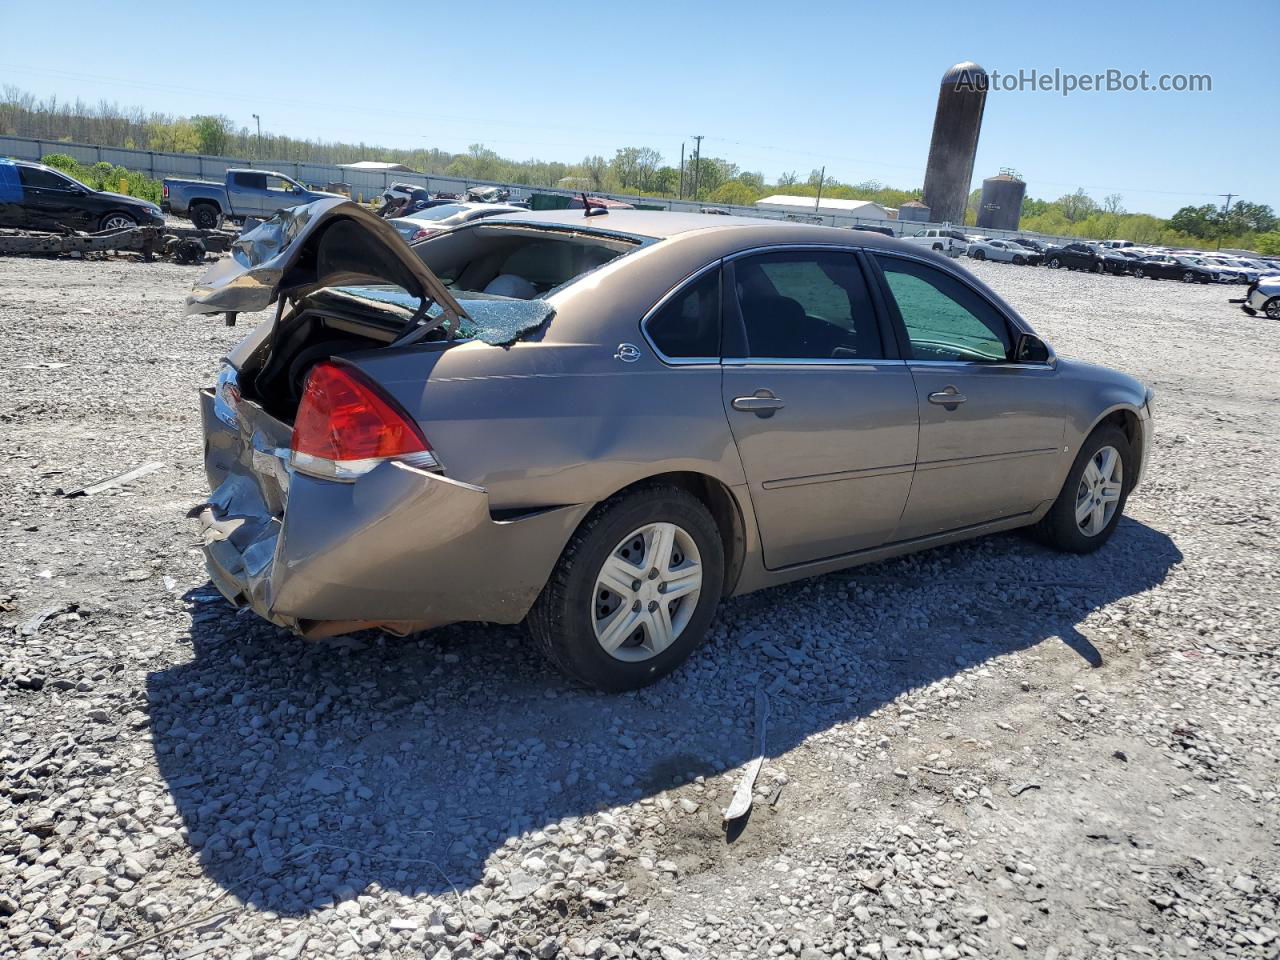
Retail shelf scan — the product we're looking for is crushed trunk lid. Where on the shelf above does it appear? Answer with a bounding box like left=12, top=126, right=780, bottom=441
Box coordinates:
left=185, top=198, right=469, bottom=339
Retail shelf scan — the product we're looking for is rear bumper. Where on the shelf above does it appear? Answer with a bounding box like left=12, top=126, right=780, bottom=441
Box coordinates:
left=195, top=387, right=586, bottom=636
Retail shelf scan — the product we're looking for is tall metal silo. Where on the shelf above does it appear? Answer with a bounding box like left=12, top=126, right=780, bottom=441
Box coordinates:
left=922, top=61, right=988, bottom=225
left=898, top=199, right=931, bottom=222
left=976, top=171, right=1026, bottom=231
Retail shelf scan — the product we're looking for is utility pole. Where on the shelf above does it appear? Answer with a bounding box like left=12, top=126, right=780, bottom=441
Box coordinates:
left=814, top=166, right=826, bottom=214
left=1216, top=194, right=1236, bottom=251
left=252, top=114, right=262, bottom=158
left=678, top=142, right=685, bottom=200
left=691, top=135, right=704, bottom=202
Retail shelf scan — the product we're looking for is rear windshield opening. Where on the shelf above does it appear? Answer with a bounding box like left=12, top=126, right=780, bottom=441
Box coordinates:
left=412, top=224, right=643, bottom=300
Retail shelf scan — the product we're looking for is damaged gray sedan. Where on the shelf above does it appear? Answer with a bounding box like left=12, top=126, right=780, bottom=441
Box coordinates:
left=191, top=198, right=1154, bottom=691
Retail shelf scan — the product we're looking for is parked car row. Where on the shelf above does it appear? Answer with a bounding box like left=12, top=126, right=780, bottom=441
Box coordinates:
left=956, top=232, right=1280, bottom=286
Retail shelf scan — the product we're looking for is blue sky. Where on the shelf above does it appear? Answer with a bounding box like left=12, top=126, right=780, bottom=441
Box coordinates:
left=2, top=0, right=1274, bottom=217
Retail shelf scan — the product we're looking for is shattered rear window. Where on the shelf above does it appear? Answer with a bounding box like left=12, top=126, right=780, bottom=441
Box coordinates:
left=331, top=285, right=552, bottom=346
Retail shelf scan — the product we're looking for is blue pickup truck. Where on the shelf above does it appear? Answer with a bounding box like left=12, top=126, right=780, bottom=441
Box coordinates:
left=162, top=168, right=343, bottom=229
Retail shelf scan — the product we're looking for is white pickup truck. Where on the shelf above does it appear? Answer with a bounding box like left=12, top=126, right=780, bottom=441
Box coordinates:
left=902, top=227, right=967, bottom=257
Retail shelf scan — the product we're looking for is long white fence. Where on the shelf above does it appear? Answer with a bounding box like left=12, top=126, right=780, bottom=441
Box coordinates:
left=1, top=134, right=1072, bottom=244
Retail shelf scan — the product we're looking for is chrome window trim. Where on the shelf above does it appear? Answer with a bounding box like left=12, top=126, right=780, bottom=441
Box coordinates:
left=906, top=359, right=1056, bottom=370
left=723, top=357, right=906, bottom=367
left=724, top=242, right=867, bottom=261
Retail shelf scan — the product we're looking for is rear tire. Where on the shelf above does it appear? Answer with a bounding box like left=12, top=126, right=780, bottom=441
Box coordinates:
left=527, top=484, right=724, bottom=691
left=973, top=249, right=986, bottom=261
left=1029, top=426, right=1133, bottom=554
left=191, top=204, right=221, bottom=230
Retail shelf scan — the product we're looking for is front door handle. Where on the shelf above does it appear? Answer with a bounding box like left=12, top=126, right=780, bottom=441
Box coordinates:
left=927, top=386, right=967, bottom=407
left=732, top=391, right=785, bottom=417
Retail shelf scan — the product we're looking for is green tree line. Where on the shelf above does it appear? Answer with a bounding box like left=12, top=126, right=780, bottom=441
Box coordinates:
left=4, top=86, right=1275, bottom=252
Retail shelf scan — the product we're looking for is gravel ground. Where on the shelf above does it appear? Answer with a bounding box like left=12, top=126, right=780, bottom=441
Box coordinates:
left=1, top=253, right=1277, bottom=960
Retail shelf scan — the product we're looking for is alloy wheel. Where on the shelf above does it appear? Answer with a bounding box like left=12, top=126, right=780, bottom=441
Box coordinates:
left=101, top=215, right=135, bottom=231
left=592, top=522, right=703, bottom=662
left=1182, top=271, right=1195, bottom=282
left=1265, top=298, right=1280, bottom=321
left=1075, top=445, right=1124, bottom=537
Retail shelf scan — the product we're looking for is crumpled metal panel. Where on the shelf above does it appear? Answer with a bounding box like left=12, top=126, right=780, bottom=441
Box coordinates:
left=185, top=198, right=468, bottom=340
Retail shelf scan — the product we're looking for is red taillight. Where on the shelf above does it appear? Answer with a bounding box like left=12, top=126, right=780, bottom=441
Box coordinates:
left=412, top=228, right=430, bottom=241
left=290, top=361, right=435, bottom=479
left=162, top=183, right=169, bottom=198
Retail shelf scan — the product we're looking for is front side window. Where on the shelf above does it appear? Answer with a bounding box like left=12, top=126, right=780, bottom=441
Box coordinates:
left=266, top=176, right=298, bottom=194
left=875, top=255, right=1012, bottom=363
left=731, top=250, right=883, bottom=360
left=645, top=268, right=720, bottom=359
left=18, top=166, right=71, bottom=189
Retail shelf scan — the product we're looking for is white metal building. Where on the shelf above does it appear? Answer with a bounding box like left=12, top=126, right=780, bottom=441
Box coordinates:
left=338, top=160, right=418, bottom=173
left=754, top=194, right=890, bottom=221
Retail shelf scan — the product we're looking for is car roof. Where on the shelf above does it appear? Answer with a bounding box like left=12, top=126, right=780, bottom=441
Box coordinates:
left=472, top=208, right=939, bottom=254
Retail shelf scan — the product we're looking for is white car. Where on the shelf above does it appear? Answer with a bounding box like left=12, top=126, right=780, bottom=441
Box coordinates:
left=902, top=228, right=966, bottom=257
left=1238, top=275, right=1280, bottom=320
left=389, top=202, right=525, bottom=243
left=966, top=238, right=1040, bottom=264
left=1203, top=258, right=1256, bottom=284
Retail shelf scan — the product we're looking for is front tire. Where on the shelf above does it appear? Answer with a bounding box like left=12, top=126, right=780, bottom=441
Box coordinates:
left=99, top=212, right=137, bottom=231
left=1030, top=426, right=1133, bottom=554
left=527, top=484, right=725, bottom=691
left=972, top=249, right=986, bottom=261
left=1013, top=255, right=1026, bottom=265
left=1264, top=297, right=1280, bottom=321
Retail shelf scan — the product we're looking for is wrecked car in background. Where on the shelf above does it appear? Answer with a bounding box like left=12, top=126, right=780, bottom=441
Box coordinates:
left=190, top=198, right=1153, bottom=691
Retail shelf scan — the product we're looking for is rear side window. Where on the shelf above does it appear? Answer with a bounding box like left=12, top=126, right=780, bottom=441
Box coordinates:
left=731, top=250, right=884, bottom=360
left=232, top=172, right=267, bottom=190
left=875, top=255, right=1011, bottom=363
left=645, top=268, right=720, bottom=360
left=18, top=166, right=70, bottom=189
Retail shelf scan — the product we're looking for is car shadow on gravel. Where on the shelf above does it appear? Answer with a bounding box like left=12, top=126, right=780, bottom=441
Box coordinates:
left=148, top=517, right=1180, bottom=915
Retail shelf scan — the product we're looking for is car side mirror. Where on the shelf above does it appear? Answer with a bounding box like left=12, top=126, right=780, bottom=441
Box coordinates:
left=1013, top=333, right=1051, bottom=364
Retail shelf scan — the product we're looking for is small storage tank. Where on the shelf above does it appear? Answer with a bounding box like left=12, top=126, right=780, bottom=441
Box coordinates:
left=898, top=199, right=931, bottom=222
left=976, top=172, right=1026, bottom=231
left=922, top=61, right=988, bottom=225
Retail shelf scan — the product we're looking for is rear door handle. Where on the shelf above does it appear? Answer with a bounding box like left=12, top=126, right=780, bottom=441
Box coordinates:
left=927, top=386, right=967, bottom=407
left=732, top=392, right=785, bottom=417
